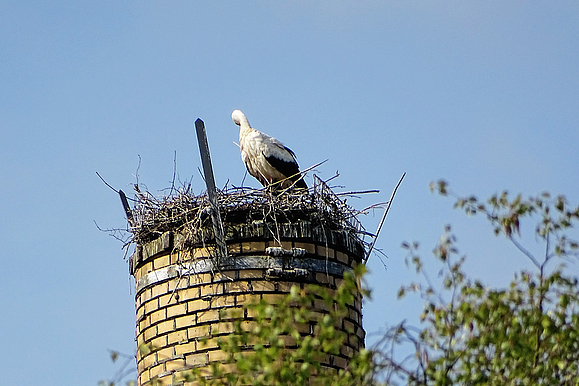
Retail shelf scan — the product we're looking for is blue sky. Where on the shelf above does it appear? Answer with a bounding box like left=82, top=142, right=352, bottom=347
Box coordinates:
left=1, top=2, right=578, bottom=384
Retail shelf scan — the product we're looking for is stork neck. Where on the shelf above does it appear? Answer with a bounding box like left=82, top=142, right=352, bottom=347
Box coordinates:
left=239, top=121, right=254, bottom=137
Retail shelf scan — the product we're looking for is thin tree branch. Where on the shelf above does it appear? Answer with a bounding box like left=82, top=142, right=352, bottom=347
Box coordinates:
left=507, top=235, right=542, bottom=269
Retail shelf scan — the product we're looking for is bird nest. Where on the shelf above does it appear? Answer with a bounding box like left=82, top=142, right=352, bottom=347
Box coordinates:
left=119, top=175, right=378, bottom=260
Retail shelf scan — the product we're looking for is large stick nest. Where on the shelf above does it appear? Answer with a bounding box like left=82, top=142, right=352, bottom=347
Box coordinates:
left=125, top=175, right=376, bottom=255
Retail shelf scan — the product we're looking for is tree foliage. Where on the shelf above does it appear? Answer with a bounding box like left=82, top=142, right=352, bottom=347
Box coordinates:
left=375, top=182, right=579, bottom=385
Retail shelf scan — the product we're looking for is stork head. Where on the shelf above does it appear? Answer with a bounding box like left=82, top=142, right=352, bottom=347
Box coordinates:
left=231, top=109, right=249, bottom=127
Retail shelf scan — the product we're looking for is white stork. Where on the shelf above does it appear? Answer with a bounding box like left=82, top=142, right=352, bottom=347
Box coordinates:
left=231, top=109, right=307, bottom=190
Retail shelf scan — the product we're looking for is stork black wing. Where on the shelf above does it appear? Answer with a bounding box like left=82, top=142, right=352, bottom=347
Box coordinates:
left=264, top=151, right=307, bottom=189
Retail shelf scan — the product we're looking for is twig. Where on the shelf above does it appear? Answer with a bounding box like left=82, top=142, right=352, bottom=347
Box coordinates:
left=323, top=171, right=340, bottom=184
left=169, top=150, right=177, bottom=197
left=359, top=202, right=390, bottom=214
left=364, top=172, right=406, bottom=264
left=272, top=159, right=329, bottom=194
left=335, top=190, right=380, bottom=197
left=96, top=171, right=117, bottom=192
left=134, top=154, right=142, bottom=186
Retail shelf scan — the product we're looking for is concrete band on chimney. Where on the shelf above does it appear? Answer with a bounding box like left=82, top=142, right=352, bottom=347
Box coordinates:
left=131, top=217, right=366, bottom=386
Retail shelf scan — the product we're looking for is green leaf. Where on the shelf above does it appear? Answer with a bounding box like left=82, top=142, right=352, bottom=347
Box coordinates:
left=397, top=287, right=405, bottom=299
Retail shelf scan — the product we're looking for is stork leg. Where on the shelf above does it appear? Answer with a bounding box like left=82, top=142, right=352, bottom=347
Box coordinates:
left=266, top=179, right=274, bottom=198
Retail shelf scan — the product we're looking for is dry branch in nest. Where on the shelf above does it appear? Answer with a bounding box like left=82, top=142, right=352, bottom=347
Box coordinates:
left=123, top=175, right=375, bottom=259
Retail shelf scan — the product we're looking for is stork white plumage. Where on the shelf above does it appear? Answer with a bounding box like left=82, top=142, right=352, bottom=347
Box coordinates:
left=232, top=109, right=307, bottom=190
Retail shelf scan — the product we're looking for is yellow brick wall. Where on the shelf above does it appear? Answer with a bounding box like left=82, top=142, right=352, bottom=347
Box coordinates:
left=133, top=238, right=365, bottom=385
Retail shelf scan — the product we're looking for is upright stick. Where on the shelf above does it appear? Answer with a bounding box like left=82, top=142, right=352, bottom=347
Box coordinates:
left=195, top=118, right=228, bottom=261
left=118, top=189, right=134, bottom=226
left=364, top=172, right=406, bottom=264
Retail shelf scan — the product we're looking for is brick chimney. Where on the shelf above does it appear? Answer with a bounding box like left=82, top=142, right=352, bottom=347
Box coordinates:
left=130, top=194, right=366, bottom=385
